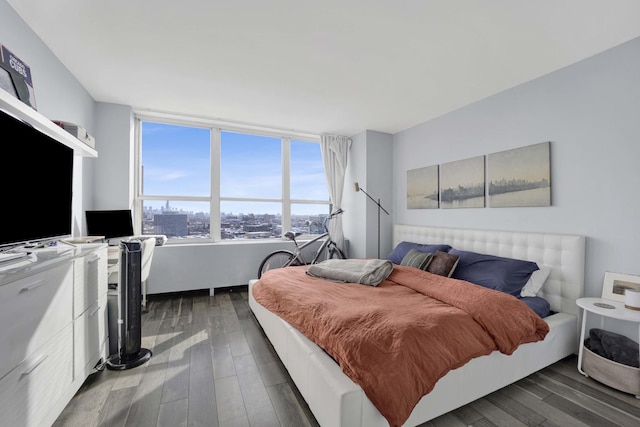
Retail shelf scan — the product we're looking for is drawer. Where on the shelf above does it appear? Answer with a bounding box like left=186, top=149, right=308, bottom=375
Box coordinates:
left=73, top=300, right=104, bottom=380
left=98, top=285, right=109, bottom=356
left=0, top=263, right=73, bottom=379
left=0, top=325, right=73, bottom=427
left=73, top=249, right=106, bottom=318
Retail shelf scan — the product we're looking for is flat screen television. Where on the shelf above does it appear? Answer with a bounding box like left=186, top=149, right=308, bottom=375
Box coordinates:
left=0, top=109, right=74, bottom=249
left=85, top=209, right=134, bottom=243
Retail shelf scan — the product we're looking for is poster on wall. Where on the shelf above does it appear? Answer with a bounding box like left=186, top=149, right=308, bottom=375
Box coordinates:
left=487, top=141, right=550, bottom=207
left=440, top=156, right=485, bottom=208
left=407, top=165, right=439, bottom=209
left=0, top=63, right=17, bottom=98
left=0, top=44, right=37, bottom=110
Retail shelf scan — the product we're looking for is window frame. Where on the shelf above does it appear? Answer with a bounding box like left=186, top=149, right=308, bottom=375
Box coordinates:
left=133, top=110, right=329, bottom=244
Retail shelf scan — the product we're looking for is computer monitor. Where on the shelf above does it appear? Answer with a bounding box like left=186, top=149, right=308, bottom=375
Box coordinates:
left=85, top=209, right=134, bottom=244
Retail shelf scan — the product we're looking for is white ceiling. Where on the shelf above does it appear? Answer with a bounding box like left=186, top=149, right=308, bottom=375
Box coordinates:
left=7, top=0, right=640, bottom=136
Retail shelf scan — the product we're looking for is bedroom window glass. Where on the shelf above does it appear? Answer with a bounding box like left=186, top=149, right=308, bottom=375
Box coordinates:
left=135, top=114, right=330, bottom=243
left=290, top=139, right=331, bottom=235
left=220, top=131, right=281, bottom=199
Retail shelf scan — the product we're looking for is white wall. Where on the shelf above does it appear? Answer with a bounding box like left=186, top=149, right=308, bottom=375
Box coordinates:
left=344, top=130, right=393, bottom=259
left=93, top=102, right=134, bottom=210
left=365, top=131, right=393, bottom=258
left=343, top=132, right=367, bottom=258
left=5, top=0, right=640, bottom=318
left=0, top=0, right=330, bottom=292
left=391, top=37, right=640, bottom=335
left=148, top=239, right=324, bottom=294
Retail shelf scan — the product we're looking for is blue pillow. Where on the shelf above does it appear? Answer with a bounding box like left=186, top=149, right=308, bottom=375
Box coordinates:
left=519, top=296, right=551, bottom=318
left=448, top=248, right=539, bottom=296
left=387, top=241, right=452, bottom=264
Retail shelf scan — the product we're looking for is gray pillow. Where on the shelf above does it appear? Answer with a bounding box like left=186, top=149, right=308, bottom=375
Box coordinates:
left=387, top=241, right=452, bottom=264
left=426, top=251, right=460, bottom=277
left=400, top=249, right=433, bottom=270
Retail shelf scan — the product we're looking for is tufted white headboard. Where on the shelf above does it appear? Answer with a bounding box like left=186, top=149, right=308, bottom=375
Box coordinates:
left=393, top=224, right=586, bottom=319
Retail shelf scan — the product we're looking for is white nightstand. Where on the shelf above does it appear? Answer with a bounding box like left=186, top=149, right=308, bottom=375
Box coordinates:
left=576, top=297, right=640, bottom=377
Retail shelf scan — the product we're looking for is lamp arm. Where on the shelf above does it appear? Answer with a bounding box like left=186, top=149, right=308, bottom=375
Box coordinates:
left=359, top=187, right=390, bottom=215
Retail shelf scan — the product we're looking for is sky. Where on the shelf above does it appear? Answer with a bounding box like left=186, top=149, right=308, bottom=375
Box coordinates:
left=141, top=122, right=329, bottom=216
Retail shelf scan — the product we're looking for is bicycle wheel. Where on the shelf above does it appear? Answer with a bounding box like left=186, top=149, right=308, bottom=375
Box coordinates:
left=258, top=250, right=299, bottom=278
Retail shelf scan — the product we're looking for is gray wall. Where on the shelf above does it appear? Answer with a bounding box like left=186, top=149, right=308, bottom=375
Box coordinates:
left=0, top=0, right=96, bottom=237
left=343, top=130, right=393, bottom=259
left=1, top=0, right=341, bottom=291
left=93, top=103, right=135, bottom=210
left=5, top=0, right=640, bottom=335
left=392, top=37, right=640, bottom=335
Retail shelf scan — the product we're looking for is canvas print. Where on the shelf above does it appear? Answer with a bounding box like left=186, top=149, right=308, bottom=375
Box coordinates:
left=440, top=156, right=485, bottom=209
left=488, top=141, right=550, bottom=207
left=407, top=165, right=439, bottom=209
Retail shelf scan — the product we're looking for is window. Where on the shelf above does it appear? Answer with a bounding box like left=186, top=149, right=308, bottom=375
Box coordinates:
left=135, top=113, right=330, bottom=243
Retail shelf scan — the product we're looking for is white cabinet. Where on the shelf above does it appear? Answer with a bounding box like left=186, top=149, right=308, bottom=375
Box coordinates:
left=0, top=262, right=73, bottom=380
left=0, top=325, right=73, bottom=427
left=0, top=243, right=108, bottom=427
left=72, top=245, right=108, bottom=383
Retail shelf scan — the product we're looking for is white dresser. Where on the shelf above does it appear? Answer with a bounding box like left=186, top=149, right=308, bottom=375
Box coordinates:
left=0, top=243, right=108, bottom=427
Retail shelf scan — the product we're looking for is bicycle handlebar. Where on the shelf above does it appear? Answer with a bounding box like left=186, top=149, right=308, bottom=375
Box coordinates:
left=321, top=208, right=344, bottom=227
left=286, top=209, right=344, bottom=240
left=329, top=208, right=344, bottom=217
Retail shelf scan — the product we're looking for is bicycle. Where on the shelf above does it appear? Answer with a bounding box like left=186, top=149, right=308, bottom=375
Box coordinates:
left=257, top=208, right=346, bottom=278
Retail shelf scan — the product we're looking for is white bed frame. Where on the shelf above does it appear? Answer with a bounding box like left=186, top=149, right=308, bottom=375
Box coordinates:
left=248, top=225, right=586, bottom=427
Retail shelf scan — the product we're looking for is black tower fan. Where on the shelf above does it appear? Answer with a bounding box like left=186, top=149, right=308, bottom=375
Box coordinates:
left=106, top=239, right=152, bottom=370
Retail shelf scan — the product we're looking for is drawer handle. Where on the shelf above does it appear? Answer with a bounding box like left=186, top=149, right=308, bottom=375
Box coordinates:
left=21, top=354, right=48, bottom=377
left=19, top=279, right=47, bottom=293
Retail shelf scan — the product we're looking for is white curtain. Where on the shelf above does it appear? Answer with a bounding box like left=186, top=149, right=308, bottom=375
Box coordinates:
left=320, top=134, right=351, bottom=254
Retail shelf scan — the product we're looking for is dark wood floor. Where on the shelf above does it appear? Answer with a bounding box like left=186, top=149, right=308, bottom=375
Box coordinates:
left=55, top=288, right=640, bottom=427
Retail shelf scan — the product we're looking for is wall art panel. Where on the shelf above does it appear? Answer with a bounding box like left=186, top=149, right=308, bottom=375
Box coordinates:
left=440, top=156, right=485, bottom=209
left=488, top=141, right=551, bottom=207
left=407, top=165, right=439, bottom=209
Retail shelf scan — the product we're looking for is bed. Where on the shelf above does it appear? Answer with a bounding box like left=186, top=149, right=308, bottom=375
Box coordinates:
left=248, top=224, right=585, bottom=427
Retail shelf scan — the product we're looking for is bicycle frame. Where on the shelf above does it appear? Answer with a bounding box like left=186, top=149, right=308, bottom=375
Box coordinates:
left=284, top=209, right=342, bottom=265
left=285, top=229, right=331, bottom=264
left=257, top=209, right=345, bottom=278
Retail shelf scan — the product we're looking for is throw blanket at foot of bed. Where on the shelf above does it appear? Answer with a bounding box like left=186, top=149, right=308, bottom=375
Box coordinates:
left=252, top=264, right=549, bottom=427
left=306, top=258, right=393, bottom=286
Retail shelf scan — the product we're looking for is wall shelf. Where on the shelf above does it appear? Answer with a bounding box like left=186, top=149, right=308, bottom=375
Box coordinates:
left=0, top=89, right=97, bottom=157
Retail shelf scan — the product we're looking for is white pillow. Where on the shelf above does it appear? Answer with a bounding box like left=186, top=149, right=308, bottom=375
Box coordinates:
left=520, top=267, right=551, bottom=297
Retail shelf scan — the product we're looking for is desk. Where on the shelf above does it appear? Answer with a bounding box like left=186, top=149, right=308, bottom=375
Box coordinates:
left=577, top=297, right=640, bottom=375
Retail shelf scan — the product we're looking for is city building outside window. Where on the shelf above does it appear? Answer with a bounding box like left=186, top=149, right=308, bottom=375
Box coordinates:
left=134, top=113, right=330, bottom=243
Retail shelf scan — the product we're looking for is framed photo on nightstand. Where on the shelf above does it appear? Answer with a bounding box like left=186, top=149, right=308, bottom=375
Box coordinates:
left=601, top=271, right=640, bottom=302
